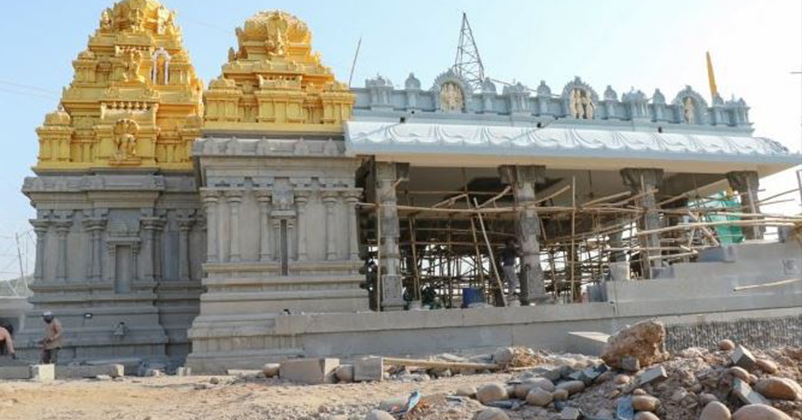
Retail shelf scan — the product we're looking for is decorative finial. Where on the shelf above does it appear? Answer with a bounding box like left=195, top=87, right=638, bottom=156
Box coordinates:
left=706, top=51, right=718, bottom=100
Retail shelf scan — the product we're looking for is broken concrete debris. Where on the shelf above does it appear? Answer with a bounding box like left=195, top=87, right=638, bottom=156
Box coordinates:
left=731, top=344, right=758, bottom=371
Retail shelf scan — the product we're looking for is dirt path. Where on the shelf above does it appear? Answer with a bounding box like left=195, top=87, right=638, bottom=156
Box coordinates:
left=0, top=372, right=512, bottom=420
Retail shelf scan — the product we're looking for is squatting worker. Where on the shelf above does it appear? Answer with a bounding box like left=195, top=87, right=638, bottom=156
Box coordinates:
left=0, top=324, right=15, bottom=359
left=500, top=238, right=521, bottom=299
left=39, top=311, right=63, bottom=364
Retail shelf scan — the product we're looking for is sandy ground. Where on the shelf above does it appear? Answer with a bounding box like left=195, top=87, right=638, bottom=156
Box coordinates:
left=0, top=372, right=512, bottom=420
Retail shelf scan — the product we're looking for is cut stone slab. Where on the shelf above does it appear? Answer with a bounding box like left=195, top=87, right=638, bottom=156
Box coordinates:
left=31, top=364, right=55, bottom=382
left=56, top=364, right=125, bottom=379
left=280, top=358, right=340, bottom=385
left=731, top=345, right=757, bottom=371
left=0, top=366, right=32, bottom=380
left=86, top=358, right=142, bottom=376
left=354, top=356, right=384, bottom=382
left=731, top=378, right=768, bottom=406
left=617, top=396, right=635, bottom=420
left=567, top=331, right=611, bottom=356
left=637, top=366, right=668, bottom=387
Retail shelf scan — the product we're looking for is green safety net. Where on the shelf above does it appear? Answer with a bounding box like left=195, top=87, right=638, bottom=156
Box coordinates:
left=691, top=192, right=744, bottom=244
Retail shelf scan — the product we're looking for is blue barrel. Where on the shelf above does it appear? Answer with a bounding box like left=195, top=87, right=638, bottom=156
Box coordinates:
left=462, top=288, right=484, bottom=307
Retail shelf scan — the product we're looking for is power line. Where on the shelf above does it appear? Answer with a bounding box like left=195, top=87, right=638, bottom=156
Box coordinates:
left=0, top=80, right=60, bottom=95
left=0, top=87, right=58, bottom=101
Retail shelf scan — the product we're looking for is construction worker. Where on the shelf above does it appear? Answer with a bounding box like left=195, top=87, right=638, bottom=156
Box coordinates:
left=0, top=324, right=15, bottom=359
left=39, top=311, right=63, bottom=364
left=500, top=238, right=522, bottom=301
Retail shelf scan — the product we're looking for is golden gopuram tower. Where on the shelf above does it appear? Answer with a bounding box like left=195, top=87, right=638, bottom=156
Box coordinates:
left=35, top=0, right=203, bottom=171
left=203, top=10, right=354, bottom=134
left=21, top=0, right=207, bottom=366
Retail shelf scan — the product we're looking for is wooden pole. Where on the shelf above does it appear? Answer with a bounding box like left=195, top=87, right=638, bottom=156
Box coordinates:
left=473, top=198, right=506, bottom=307
left=375, top=202, right=382, bottom=312
left=569, top=176, right=577, bottom=303
left=408, top=216, right=421, bottom=301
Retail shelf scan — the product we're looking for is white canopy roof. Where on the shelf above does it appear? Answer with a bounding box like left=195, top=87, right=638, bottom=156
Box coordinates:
left=345, top=121, right=800, bottom=175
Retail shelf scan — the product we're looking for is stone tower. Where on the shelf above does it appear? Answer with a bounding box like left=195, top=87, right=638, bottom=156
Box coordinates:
left=19, top=0, right=205, bottom=365
left=187, top=11, right=367, bottom=373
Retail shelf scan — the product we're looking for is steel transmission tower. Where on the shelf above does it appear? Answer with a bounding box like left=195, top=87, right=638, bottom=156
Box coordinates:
left=453, top=12, right=485, bottom=91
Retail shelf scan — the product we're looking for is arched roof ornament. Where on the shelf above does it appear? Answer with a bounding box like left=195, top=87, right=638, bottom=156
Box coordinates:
left=431, top=68, right=473, bottom=112
left=561, top=77, right=599, bottom=102
left=671, top=85, right=708, bottom=109
left=481, top=77, right=497, bottom=94
left=652, top=89, right=666, bottom=105
left=603, top=85, right=618, bottom=101
left=536, top=81, right=552, bottom=97
left=562, top=77, right=599, bottom=120
left=404, top=73, right=421, bottom=90
left=672, top=85, right=708, bottom=124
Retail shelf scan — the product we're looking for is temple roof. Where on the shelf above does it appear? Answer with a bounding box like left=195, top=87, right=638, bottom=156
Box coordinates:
left=203, top=10, right=354, bottom=135
left=344, top=121, right=799, bottom=176
left=35, top=0, right=204, bottom=172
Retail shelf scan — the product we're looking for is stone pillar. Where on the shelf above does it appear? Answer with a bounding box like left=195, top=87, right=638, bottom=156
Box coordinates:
left=322, top=191, right=338, bottom=261
left=295, top=191, right=309, bottom=261
left=226, top=192, right=243, bottom=262
left=31, top=220, right=49, bottom=283
left=375, top=162, right=406, bottom=311
left=201, top=190, right=220, bottom=263
left=344, top=191, right=362, bottom=261
left=499, top=165, right=548, bottom=304
left=620, top=168, right=664, bottom=279
left=256, top=191, right=272, bottom=262
left=141, top=219, right=158, bottom=282
left=178, top=217, right=193, bottom=281
left=83, top=219, right=106, bottom=281
left=55, top=220, right=72, bottom=282
left=726, top=170, right=764, bottom=240
left=153, top=218, right=165, bottom=281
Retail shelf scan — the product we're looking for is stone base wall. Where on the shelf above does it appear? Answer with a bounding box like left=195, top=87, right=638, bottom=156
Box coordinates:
left=665, top=315, right=802, bottom=352
left=18, top=172, right=204, bottom=365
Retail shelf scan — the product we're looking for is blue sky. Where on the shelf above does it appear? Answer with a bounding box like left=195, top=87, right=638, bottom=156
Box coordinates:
left=0, top=1, right=799, bottom=279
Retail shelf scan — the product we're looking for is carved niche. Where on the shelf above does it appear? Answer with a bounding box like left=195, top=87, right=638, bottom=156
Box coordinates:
left=112, top=119, right=140, bottom=163
left=562, top=77, right=598, bottom=120
left=439, top=82, right=464, bottom=112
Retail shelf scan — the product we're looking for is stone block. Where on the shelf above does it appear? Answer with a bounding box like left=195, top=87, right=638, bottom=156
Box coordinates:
left=280, top=358, right=340, bottom=385
left=637, top=366, right=667, bottom=386
left=731, top=378, right=768, bottom=405
left=56, top=364, right=125, bottom=379
left=31, top=364, right=55, bottom=382
left=0, top=366, right=32, bottom=380
left=559, top=406, right=581, bottom=420
left=731, top=345, right=756, bottom=371
left=566, top=331, right=611, bottom=356
left=354, top=356, right=384, bottom=382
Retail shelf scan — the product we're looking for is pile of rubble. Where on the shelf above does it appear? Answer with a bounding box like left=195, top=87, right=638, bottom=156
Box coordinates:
left=319, top=320, right=801, bottom=420
left=458, top=320, right=801, bottom=420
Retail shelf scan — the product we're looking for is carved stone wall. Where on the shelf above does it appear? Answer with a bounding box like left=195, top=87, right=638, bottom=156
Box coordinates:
left=17, top=172, right=204, bottom=364
left=186, top=137, right=368, bottom=372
